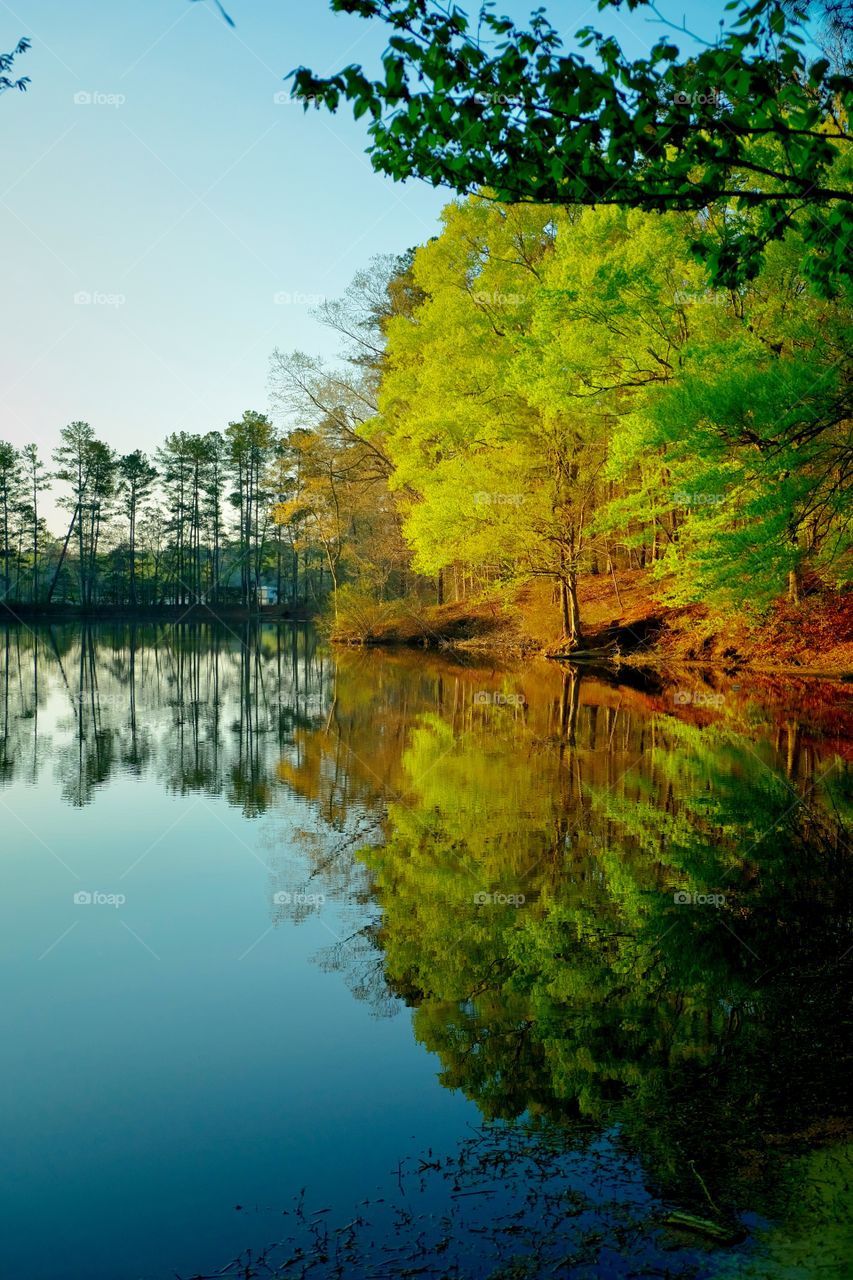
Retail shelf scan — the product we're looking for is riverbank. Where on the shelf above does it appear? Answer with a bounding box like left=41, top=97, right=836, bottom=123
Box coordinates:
left=331, top=571, right=853, bottom=679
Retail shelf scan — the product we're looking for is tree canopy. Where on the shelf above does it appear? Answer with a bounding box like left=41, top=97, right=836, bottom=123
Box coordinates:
left=291, top=0, right=853, bottom=292
left=350, top=195, right=851, bottom=643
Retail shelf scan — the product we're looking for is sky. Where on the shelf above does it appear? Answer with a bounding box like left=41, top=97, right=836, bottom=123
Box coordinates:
left=0, top=0, right=728, bottom=496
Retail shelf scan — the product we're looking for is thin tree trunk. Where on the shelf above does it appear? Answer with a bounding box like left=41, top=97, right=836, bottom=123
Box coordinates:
left=48, top=505, right=79, bottom=603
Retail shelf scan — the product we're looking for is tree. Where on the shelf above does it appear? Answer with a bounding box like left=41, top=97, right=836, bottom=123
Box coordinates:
left=20, top=444, right=49, bottom=603
left=156, top=432, right=195, bottom=605
left=118, top=451, right=158, bottom=606
left=270, top=342, right=411, bottom=606
left=225, top=411, right=276, bottom=607
left=202, top=431, right=228, bottom=604
left=351, top=194, right=850, bottom=635
left=274, top=428, right=351, bottom=618
left=0, top=443, right=22, bottom=602
left=367, top=198, right=610, bottom=646
left=50, top=425, right=118, bottom=608
left=51, top=422, right=95, bottom=606
left=571, top=208, right=853, bottom=610
left=291, top=0, right=853, bottom=292
left=81, top=440, right=118, bottom=608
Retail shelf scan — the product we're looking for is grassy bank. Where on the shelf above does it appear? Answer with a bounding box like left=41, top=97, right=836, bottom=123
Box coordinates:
left=330, top=571, right=853, bottom=679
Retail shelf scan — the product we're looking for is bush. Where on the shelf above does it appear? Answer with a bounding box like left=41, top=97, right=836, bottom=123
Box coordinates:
left=329, top=586, right=417, bottom=643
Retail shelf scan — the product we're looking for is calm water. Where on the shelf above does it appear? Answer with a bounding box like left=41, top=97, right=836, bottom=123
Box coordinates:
left=0, top=624, right=850, bottom=1280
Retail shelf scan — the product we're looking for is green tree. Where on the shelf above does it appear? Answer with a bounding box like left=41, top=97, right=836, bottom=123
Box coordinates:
left=225, top=411, right=276, bottom=607
left=156, top=432, right=196, bottom=605
left=0, top=442, right=22, bottom=602
left=202, top=431, right=228, bottom=603
left=292, top=0, right=853, bottom=292
left=118, top=451, right=158, bottom=606
left=19, top=444, right=49, bottom=603
left=369, top=198, right=612, bottom=644
left=51, top=423, right=102, bottom=606
left=582, top=213, right=853, bottom=609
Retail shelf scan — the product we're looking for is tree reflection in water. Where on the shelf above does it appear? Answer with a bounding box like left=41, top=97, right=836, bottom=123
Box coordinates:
left=1, top=625, right=850, bottom=1276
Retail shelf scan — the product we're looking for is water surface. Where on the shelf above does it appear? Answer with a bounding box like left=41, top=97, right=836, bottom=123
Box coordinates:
left=0, top=624, right=850, bottom=1279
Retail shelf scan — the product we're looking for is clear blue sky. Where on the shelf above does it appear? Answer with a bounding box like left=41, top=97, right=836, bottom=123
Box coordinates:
left=1, top=0, right=726, bottom=476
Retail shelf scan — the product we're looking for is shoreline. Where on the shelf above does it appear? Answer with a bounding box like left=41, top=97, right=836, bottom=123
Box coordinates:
left=327, top=574, right=853, bottom=681
left=333, top=634, right=853, bottom=681
left=1, top=603, right=850, bottom=681
left=0, top=604, right=312, bottom=625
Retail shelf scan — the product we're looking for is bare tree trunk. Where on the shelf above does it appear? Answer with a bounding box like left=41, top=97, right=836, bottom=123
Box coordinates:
left=559, top=575, right=583, bottom=647
left=558, top=543, right=583, bottom=647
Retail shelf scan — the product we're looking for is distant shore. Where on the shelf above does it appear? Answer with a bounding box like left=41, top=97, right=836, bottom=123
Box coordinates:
left=0, top=603, right=313, bottom=625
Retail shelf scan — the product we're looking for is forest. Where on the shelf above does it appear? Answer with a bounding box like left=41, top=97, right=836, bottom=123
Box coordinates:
left=1, top=198, right=850, bottom=649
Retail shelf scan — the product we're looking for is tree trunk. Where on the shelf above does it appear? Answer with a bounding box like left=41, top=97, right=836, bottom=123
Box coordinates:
left=48, top=505, right=79, bottom=603
left=129, top=493, right=137, bottom=608
left=1, top=494, right=8, bottom=602
left=558, top=539, right=583, bottom=648
left=77, top=497, right=86, bottom=606
left=32, top=485, right=39, bottom=603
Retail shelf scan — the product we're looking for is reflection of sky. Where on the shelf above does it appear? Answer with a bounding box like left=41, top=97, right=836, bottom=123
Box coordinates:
left=0, top=749, right=478, bottom=1279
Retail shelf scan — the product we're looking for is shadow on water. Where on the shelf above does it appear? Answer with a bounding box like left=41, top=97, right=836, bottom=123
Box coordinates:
left=1, top=623, right=850, bottom=1278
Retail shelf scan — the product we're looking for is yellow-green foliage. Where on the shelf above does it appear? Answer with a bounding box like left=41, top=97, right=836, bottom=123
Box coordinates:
left=364, top=196, right=852, bottom=616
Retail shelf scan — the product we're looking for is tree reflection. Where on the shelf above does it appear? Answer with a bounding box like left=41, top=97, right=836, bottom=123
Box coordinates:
left=0, top=622, right=328, bottom=810
left=1, top=623, right=849, bottom=1234
left=347, top=672, right=851, bottom=1221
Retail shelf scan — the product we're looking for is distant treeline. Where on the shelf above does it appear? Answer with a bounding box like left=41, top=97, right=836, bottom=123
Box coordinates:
left=0, top=412, right=370, bottom=612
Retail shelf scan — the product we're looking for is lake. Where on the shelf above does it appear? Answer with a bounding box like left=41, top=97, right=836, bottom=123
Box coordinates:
left=0, top=623, right=850, bottom=1279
